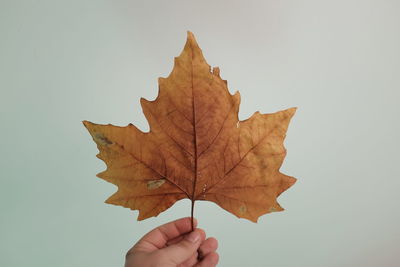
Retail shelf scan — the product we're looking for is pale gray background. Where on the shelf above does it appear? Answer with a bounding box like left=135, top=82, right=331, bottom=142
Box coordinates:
left=1, top=1, right=399, bottom=266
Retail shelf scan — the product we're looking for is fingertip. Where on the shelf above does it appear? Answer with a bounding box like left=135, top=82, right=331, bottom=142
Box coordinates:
left=208, top=252, right=219, bottom=265
left=196, top=228, right=206, bottom=242
left=198, top=252, right=219, bottom=267
left=208, top=237, right=218, bottom=250
left=213, top=252, right=220, bottom=264
left=198, top=237, right=218, bottom=257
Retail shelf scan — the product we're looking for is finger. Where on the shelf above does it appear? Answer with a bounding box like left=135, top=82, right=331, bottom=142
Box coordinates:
left=136, top=217, right=197, bottom=250
left=179, top=251, right=198, bottom=267
left=167, top=228, right=206, bottom=247
left=160, top=228, right=204, bottom=265
left=198, top=237, right=218, bottom=259
left=195, top=252, right=219, bottom=267
left=166, top=235, right=184, bottom=246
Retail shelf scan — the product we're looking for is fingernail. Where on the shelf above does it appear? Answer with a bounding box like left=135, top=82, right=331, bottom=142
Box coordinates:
left=186, top=231, right=200, bottom=243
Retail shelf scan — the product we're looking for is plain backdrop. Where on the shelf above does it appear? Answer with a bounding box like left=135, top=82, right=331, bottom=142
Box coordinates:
left=1, top=1, right=399, bottom=266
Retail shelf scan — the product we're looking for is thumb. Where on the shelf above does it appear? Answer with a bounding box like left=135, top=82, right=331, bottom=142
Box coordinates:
left=160, top=229, right=202, bottom=264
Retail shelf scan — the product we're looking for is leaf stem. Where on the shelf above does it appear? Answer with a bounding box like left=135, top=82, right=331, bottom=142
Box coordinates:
left=191, top=199, right=195, bottom=231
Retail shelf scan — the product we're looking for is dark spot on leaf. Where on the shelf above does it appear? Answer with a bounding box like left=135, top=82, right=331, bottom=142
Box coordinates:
left=94, top=133, right=112, bottom=145
left=147, top=179, right=165, bottom=190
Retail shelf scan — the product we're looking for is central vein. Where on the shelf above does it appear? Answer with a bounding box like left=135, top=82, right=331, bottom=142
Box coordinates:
left=190, top=41, right=198, bottom=231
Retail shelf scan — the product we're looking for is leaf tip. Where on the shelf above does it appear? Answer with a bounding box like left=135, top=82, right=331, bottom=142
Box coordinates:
left=185, top=30, right=201, bottom=52
left=140, top=97, right=149, bottom=106
left=186, top=30, right=195, bottom=39
left=278, top=174, right=297, bottom=196
left=212, top=66, right=221, bottom=77
left=82, top=120, right=90, bottom=128
left=287, top=107, right=297, bottom=117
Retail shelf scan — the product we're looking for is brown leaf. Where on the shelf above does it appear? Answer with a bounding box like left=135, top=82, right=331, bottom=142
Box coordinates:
left=83, top=31, right=296, bottom=223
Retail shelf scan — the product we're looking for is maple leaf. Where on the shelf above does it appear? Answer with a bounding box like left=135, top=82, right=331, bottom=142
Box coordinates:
left=83, top=31, right=296, bottom=225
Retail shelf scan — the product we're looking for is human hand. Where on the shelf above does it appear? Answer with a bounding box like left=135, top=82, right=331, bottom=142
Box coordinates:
left=125, top=217, right=219, bottom=267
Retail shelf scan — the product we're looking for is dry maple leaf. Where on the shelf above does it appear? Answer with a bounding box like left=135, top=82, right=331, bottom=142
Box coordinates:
left=83, top=31, right=296, bottom=227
